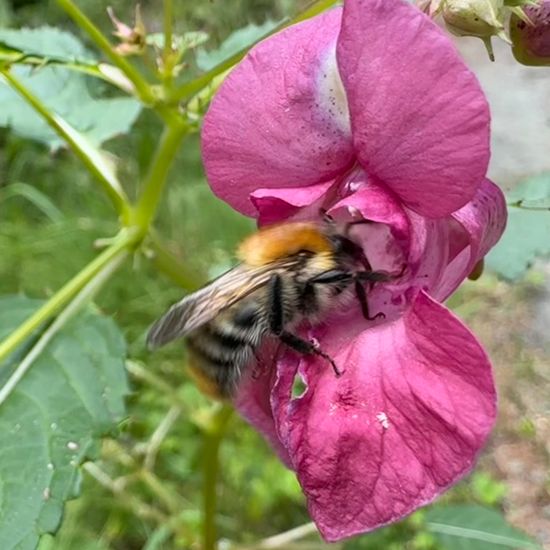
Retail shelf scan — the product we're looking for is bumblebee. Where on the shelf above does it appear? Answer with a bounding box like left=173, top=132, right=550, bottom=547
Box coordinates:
left=147, top=219, right=391, bottom=399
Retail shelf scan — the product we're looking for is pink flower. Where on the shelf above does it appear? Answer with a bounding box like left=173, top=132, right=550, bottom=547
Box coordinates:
left=201, top=0, right=507, bottom=541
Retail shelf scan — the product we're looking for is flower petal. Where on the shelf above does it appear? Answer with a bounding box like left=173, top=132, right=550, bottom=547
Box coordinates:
left=272, top=291, right=496, bottom=541
left=431, top=178, right=507, bottom=301
left=337, top=0, right=490, bottom=217
left=452, top=178, right=507, bottom=267
left=235, top=340, right=293, bottom=467
left=251, top=181, right=335, bottom=226
left=329, top=175, right=411, bottom=260
left=202, top=8, right=354, bottom=216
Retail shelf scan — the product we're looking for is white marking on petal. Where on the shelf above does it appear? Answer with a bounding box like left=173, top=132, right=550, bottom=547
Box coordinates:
left=316, top=43, right=351, bottom=135
left=376, top=412, right=390, bottom=430
left=346, top=205, right=361, bottom=218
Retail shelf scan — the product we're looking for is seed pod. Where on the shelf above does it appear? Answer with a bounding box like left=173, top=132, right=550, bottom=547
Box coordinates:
left=510, top=0, right=550, bottom=65
left=441, top=0, right=508, bottom=60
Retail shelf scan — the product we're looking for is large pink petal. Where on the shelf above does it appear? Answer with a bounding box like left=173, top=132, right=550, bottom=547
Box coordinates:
left=337, top=0, right=490, bottom=217
left=272, top=292, right=496, bottom=541
left=202, top=9, right=354, bottom=216
left=431, top=179, right=507, bottom=301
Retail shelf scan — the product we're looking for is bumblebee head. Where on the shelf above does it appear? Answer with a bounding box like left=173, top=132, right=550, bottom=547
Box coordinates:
left=320, top=215, right=372, bottom=270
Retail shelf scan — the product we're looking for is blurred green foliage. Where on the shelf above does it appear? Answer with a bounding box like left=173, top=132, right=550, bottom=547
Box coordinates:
left=487, top=173, right=550, bottom=281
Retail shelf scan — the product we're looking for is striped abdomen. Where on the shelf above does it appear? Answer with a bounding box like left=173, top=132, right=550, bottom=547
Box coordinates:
left=186, top=300, right=267, bottom=398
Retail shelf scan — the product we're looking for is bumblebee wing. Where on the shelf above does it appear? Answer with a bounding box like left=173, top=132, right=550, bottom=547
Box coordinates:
left=146, top=263, right=281, bottom=349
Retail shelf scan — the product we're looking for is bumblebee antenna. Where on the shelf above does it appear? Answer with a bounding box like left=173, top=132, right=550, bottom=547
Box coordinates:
left=319, top=208, right=335, bottom=225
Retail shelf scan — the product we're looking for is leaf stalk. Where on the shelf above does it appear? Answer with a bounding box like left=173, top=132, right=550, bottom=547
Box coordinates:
left=0, top=227, right=140, bottom=364
left=56, top=0, right=155, bottom=105
left=201, top=404, right=233, bottom=550
left=0, top=68, right=132, bottom=222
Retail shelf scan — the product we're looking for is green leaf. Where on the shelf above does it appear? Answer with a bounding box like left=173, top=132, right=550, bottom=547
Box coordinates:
left=426, top=505, right=541, bottom=550
left=0, top=27, right=119, bottom=84
left=196, top=20, right=282, bottom=71
left=0, top=296, right=128, bottom=550
left=0, top=27, right=141, bottom=148
left=146, top=30, right=209, bottom=53
left=0, top=26, right=93, bottom=61
left=486, top=173, right=550, bottom=280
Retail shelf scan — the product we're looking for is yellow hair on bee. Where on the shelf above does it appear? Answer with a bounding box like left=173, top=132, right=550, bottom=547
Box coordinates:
left=237, top=222, right=333, bottom=266
left=186, top=357, right=226, bottom=401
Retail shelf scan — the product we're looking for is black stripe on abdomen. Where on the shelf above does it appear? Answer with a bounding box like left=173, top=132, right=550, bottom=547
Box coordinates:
left=207, top=326, right=254, bottom=350
left=186, top=336, right=236, bottom=366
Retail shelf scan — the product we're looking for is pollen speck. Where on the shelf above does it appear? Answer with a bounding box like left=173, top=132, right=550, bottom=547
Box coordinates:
left=376, top=412, right=390, bottom=430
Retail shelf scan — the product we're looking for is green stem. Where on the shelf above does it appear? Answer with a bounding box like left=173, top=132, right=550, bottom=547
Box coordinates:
left=139, top=469, right=183, bottom=514
left=508, top=200, right=550, bottom=211
left=56, top=0, right=155, bottom=105
left=0, top=227, right=140, bottom=364
left=0, top=53, right=130, bottom=90
left=171, top=0, right=339, bottom=103
left=202, top=404, right=233, bottom=550
left=0, top=68, right=132, bottom=223
left=84, top=462, right=167, bottom=524
left=162, top=0, right=174, bottom=89
left=0, top=251, right=127, bottom=405
left=132, top=118, right=188, bottom=232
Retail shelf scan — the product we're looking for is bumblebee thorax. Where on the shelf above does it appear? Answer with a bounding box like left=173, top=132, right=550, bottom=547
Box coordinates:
left=237, top=222, right=333, bottom=266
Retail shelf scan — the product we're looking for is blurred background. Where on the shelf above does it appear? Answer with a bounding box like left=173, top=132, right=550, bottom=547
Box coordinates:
left=1, top=0, right=550, bottom=549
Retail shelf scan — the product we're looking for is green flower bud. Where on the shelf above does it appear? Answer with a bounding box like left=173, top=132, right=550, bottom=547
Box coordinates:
left=441, top=0, right=508, bottom=60
left=510, top=0, right=550, bottom=65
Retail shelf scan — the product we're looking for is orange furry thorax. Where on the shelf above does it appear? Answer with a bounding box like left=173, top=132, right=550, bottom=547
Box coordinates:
left=237, top=222, right=332, bottom=266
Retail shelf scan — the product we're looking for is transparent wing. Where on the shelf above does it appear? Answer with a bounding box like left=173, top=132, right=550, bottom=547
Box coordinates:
left=146, top=261, right=290, bottom=348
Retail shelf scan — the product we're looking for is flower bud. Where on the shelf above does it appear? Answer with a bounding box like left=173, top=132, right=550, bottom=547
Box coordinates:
left=510, top=0, right=550, bottom=65
left=441, top=0, right=507, bottom=60
left=107, top=5, right=146, bottom=56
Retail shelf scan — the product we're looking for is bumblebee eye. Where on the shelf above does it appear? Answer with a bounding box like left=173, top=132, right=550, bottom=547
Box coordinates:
left=331, top=235, right=365, bottom=260
left=330, top=235, right=352, bottom=254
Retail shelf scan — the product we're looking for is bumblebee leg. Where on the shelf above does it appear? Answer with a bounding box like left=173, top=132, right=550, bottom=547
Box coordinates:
left=308, top=269, right=353, bottom=285
left=279, top=331, right=342, bottom=377
left=354, top=279, right=385, bottom=321
left=266, top=274, right=341, bottom=376
left=356, top=264, right=406, bottom=283
left=267, top=273, right=284, bottom=335
left=319, top=208, right=334, bottom=225
left=356, top=270, right=392, bottom=284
